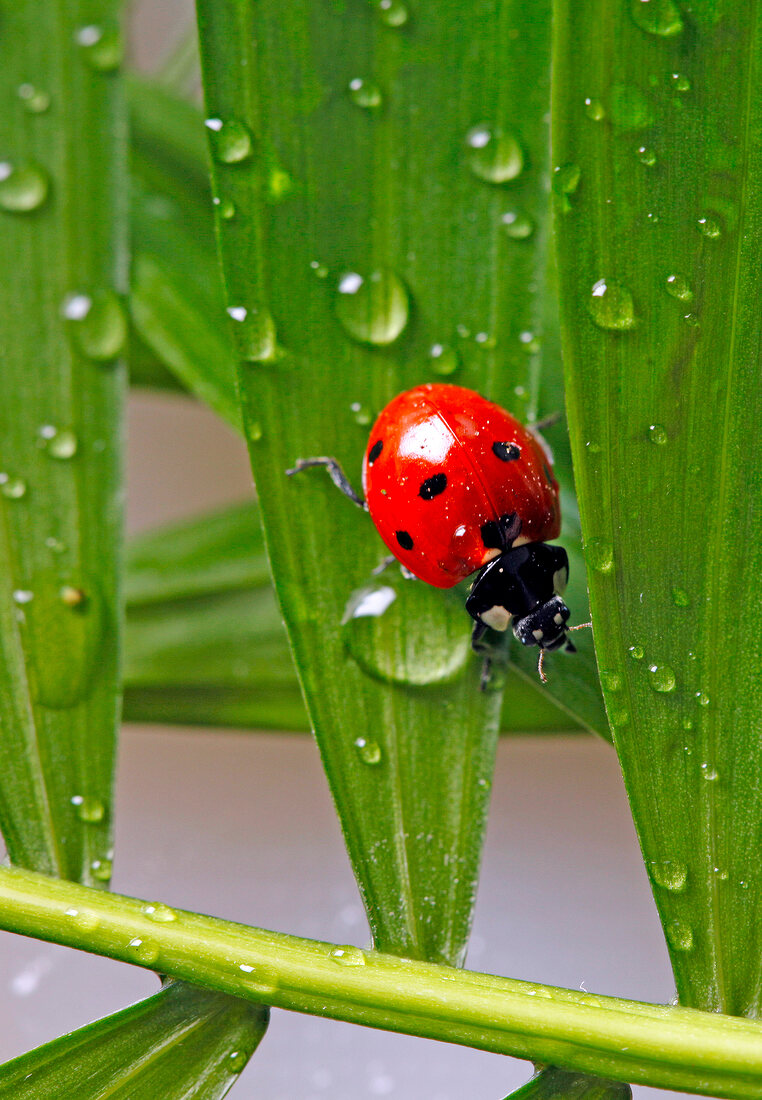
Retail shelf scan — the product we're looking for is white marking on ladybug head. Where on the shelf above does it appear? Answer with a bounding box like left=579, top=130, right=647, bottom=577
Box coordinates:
left=553, top=566, right=569, bottom=594
left=553, top=612, right=564, bottom=625
left=398, top=417, right=454, bottom=464
left=532, top=628, right=544, bottom=641
left=481, top=605, right=511, bottom=632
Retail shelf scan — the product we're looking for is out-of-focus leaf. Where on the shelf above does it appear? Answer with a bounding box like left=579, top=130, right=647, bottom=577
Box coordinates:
left=504, top=1066, right=631, bottom=1100
left=554, top=1, right=762, bottom=1015
left=0, top=979, right=268, bottom=1099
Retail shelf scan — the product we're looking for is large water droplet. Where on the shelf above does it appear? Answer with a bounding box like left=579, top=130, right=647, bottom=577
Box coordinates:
left=335, top=269, right=409, bottom=345
left=228, top=1051, right=249, bottom=1074
left=630, top=0, right=684, bottom=37
left=17, top=84, right=51, bottom=113
left=649, top=860, right=688, bottom=892
left=70, top=795, right=105, bottom=823
left=142, top=902, right=178, bottom=923
left=698, top=215, right=721, bottom=239
left=585, top=537, right=614, bottom=573
left=665, top=273, right=693, bottom=302
left=349, top=78, right=383, bottom=109
left=637, top=145, right=657, bottom=167
left=75, top=23, right=123, bottom=71
left=427, top=343, right=459, bottom=376
left=126, top=936, right=160, bottom=965
left=648, top=423, right=668, bottom=445
left=628, top=644, right=645, bottom=660
left=354, top=737, right=382, bottom=765
left=501, top=210, right=535, bottom=239
left=44, top=428, right=78, bottom=460
left=226, top=305, right=282, bottom=362
left=205, top=118, right=254, bottom=164
left=666, top=920, right=694, bottom=952
left=649, top=664, right=676, bottom=692
left=0, top=161, right=49, bottom=212
left=609, top=85, right=653, bottom=130
left=329, top=945, right=367, bottom=966
left=62, top=290, right=127, bottom=361
left=466, top=124, right=523, bottom=184
left=588, top=279, right=636, bottom=331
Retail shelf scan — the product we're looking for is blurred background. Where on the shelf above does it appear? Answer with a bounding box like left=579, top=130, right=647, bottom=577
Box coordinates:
left=0, top=5, right=689, bottom=1098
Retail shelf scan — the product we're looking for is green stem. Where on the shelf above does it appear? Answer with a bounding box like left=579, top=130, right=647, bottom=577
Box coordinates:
left=1, top=867, right=761, bottom=1098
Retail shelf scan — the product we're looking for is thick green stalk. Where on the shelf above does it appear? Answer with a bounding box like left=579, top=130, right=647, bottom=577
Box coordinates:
left=0, top=867, right=760, bottom=1098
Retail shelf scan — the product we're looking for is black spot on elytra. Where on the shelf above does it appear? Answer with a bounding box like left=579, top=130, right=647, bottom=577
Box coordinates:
left=419, top=472, right=447, bottom=499
left=493, top=440, right=521, bottom=462
left=395, top=530, right=414, bottom=551
left=368, top=439, right=383, bottom=465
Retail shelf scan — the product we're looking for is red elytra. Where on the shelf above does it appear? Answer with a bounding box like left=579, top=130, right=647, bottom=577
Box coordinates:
left=361, top=383, right=561, bottom=589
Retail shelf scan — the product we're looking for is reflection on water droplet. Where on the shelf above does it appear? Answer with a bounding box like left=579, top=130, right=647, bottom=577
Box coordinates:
left=349, top=78, right=383, bottom=109
left=552, top=163, right=581, bottom=210
left=600, top=671, right=622, bottom=692
left=428, top=343, right=459, bottom=376
left=585, top=537, right=614, bottom=573
left=329, top=945, right=367, bottom=966
left=672, top=587, right=689, bottom=607
left=698, top=216, right=721, bottom=239
left=588, top=279, right=636, bottom=331
left=466, top=124, right=523, bottom=184
left=649, top=860, right=688, bottom=892
left=501, top=210, right=534, bottom=239
left=665, top=273, right=693, bottom=301
left=213, top=195, right=236, bottom=220
left=335, top=269, right=409, bottom=345
left=142, top=902, right=178, bottom=923
left=630, top=0, right=684, bottom=37
left=228, top=1051, right=249, bottom=1074
left=666, top=920, right=694, bottom=952
left=0, top=475, right=27, bottom=500
left=62, top=290, right=127, bottom=361
left=70, top=794, right=105, bottom=823
left=75, top=23, right=123, bottom=71
left=629, top=644, right=645, bottom=660
left=90, top=857, right=113, bottom=882
left=126, top=937, right=160, bottom=965
left=226, top=305, right=282, bottom=362
left=354, top=737, right=382, bottom=765
left=205, top=118, right=254, bottom=164
left=17, top=84, right=51, bottom=113
left=584, top=97, right=605, bottom=121
left=695, top=691, right=710, bottom=707
left=609, top=84, right=652, bottom=130
left=373, top=0, right=410, bottom=28
left=637, top=146, right=657, bottom=166
left=700, top=762, right=719, bottom=781
left=648, top=423, right=668, bottom=445
left=649, top=664, right=676, bottom=692
left=0, top=161, right=49, bottom=212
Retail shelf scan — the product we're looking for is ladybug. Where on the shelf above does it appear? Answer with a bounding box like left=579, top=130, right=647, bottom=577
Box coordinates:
left=288, top=383, right=580, bottom=683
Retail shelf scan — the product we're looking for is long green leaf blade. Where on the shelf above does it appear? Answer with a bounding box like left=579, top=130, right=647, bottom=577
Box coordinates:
left=554, top=0, right=762, bottom=1014
left=0, top=979, right=267, bottom=1099
left=0, top=1, right=126, bottom=883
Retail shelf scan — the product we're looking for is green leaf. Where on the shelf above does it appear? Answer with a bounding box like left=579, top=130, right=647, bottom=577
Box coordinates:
left=554, top=1, right=762, bottom=1014
left=0, top=2, right=126, bottom=883
left=0, top=979, right=268, bottom=1099
left=504, top=1066, right=631, bottom=1100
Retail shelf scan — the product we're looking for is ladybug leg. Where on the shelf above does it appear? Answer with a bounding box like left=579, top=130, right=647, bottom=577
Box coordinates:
left=470, top=620, right=495, bottom=692
left=286, top=457, right=367, bottom=510
left=371, top=554, right=397, bottom=576
left=529, top=411, right=563, bottom=432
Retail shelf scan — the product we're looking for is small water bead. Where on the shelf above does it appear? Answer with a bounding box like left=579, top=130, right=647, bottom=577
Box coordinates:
left=428, top=343, right=459, bottom=376
left=13, top=590, right=34, bottom=605
left=70, top=795, right=105, bottom=823
left=649, top=860, right=688, bottom=892
left=670, top=72, right=691, bottom=92
left=205, top=118, right=254, bottom=164
left=46, top=537, right=66, bottom=553
left=630, top=0, right=684, bottom=37
left=0, top=161, right=49, bottom=213
left=248, top=421, right=263, bottom=442
left=142, top=902, right=178, bottom=923
left=519, top=331, right=540, bottom=354
left=649, top=664, right=676, bottom=692
left=584, top=97, right=605, bottom=121
left=309, top=260, right=329, bottom=279
left=126, top=937, right=160, bottom=965
left=372, top=0, right=410, bottom=26
left=90, top=857, right=113, bottom=882
left=665, top=273, right=693, bottom=302
left=0, top=476, right=27, bottom=500
left=62, top=290, right=127, bottom=361
left=354, top=737, right=382, bottom=765
left=335, top=269, right=409, bottom=345
left=695, top=691, right=710, bottom=707
left=698, top=215, right=721, bottom=239
left=349, top=78, right=383, bottom=109
left=700, top=763, right=720, bottom=782
left=65, top=907, right=100, bottom=932
left=672, top=587, right=690, bottom=607
left=474, top=331, right=496, bottom=348
left=648, top=423, right=668, bottom=445
left=683, top=312, right=700, bottom=327
left=46, top=429, right=78, bottom=460
left=226, top=305, right=281, bottom=362
left=350, top=402, right=372, bottom=426
left=600, top=671, right=622, bottom=692
left=228, top=1051, right=249, bottom=1074
left=329, top=945, right=366, bottom=966
left=466, top=124, right=523, bottom=184
left=585, top=537, right=614, bottom=573
left=666, top=920, right=694, bottom=952
left=588, top=279, right=636, bottom=331
left=501, top=210, right=534, bottom=240
left=637, top=146, right=657, bottom=167
left=75, top=23, right=123, bottom=71
left=212, top=195, right=236, bottom=220
left=552, top=163, right=581, bottom=210
left=17, top=84, right=51, bottom=113
left=629, top=644, right=645, bottom=660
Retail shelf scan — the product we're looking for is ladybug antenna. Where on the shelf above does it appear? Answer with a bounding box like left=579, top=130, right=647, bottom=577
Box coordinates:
left=537, top=649, right=548, bottom=684
left=568, top=621, right=593, bottom=634
left=538, top=622, right=592, bottom=684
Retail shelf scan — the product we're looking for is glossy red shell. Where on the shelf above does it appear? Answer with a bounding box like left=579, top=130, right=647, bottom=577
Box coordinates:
left=362, top=383, right=561, bottom=588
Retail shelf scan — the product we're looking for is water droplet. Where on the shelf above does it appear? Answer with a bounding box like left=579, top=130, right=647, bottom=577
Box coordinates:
left=700, top=762, right=720, bottom=781
left=248, top=421, right=263, bottom=442
left=609, top=84, right=652, bottom=130
left=698, top=215, right=721, bottom=239
left=70, top=795, right=105, bottom=823
left=649, top=664, right=676, bottom=692
left=670, top=72, right=691, bottom=92
left=45, top=429, right=78, bottom=460
left=354, top=737, right=382, bottom=765
left=609, top=707, right=630, bottom=727
left=630, top=0, right=684, bottom=37
left=629, top=644, right=645, bottom=660
left=648, top=423, right=668, bottom=445
left=350, top=402, right=372, bottom=427
left=649, top=860, right=688, bottom=892
left=588, top=279, right=636, bottom=331
left=683, top=312, right=700, bottom=327
left=142, top=902, right=178, bottom=923
left=13, top=589, right=34, bottom=605
left=466, top=124, right=523, bottom=184
left=212, top=195, right=236, bottom=220
left=600, top=671, right=622, bottom=692
left=519, top=330, right=541, bottom=354
left=90, top=857, right=113, bottom=882
left=17, top=84, right=50, bottom=113
left=585, top=537, right=614, bottom=573
left=672, top=587, right=690, bottom=607
left=205, top=118, right=254, bottom=164
left=427, top=343, right=459, bottom=376
left=126, top=937, right=160, bottom=965
left=0, top=161, right=49, bottom=213
left=695, top=691, right=710, bottom=707
left=329, top=945, right=367, bottom=966
left=637, top=145, right=657, bottom=166
left=373, top=0, right=410, bottom=28
left=682, top=716, right=694, bottom=730
left=0, top=475, right=27, bottom=500
left=226, top=305, right=282, bottom=362
left=62, top=290, right=127, bottom=361
left=335, top=269, right=409, bottom=345
left=552, top=163, right=581, bottom=211
left=75, top=23, right=123, bottom=71
left=310, top=260, right=329, bottom=279
left=65, top=907, right=100, bottom=932
left=666, top=920, right=694, bottom=952
left=500, top=210, right=534, bottom=240
left=665, top=273, right=693, bottom=302
left=586, top=441, right=602, bottom=455
left=349, top=78, right=383, bottom=109
left=228, top=1050, right=249, bottom=1074
left=584, top=97, right=605, bottom=121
